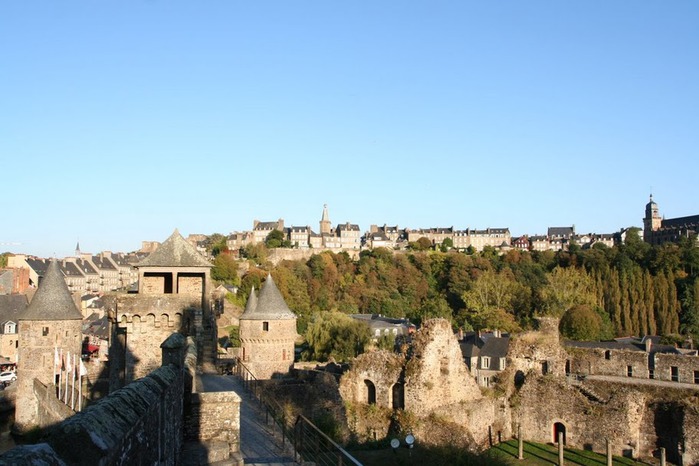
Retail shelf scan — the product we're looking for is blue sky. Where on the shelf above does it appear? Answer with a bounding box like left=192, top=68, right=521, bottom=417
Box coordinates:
left=1, top=2, right=697, bottom=258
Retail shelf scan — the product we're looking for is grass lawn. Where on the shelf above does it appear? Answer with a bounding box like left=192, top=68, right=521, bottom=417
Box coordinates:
left=348, top=440, right=650, bottom=466
left=490, top=440, right=648, bottom=465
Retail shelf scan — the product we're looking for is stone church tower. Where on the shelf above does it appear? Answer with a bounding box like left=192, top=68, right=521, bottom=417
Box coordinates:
left=15, top=259, right=83, bottom=433
left=239, top=274, right=297, bottom=379
left=319, top=204, right=331, bottom=235
left=643, top=194, right=662, bottom=242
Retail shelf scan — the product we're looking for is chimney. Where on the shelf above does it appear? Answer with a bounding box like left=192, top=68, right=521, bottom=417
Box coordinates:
left=458, top=328, right=464, bottom=341
left=645, top=337, right=652, bottom=353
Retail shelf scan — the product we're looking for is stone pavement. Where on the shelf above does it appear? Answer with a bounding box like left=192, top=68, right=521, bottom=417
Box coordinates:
left=198, top=374, right=298, bottom=465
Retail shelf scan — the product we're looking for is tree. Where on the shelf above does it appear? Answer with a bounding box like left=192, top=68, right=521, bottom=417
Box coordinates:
left=304, top=312, right=371, bottom=362
left=265, top=229, right=285, bottom=248
left=408, top=237, right=433, bottom=251
left=440, top=237, right=453, bottom=252
left=211, top=253, right=240, bottom=285
left=204, top=233, right=228, bottom=257
left=559, top=305, right=601, bottom=341
left=540, top=266, right=595, bottom=317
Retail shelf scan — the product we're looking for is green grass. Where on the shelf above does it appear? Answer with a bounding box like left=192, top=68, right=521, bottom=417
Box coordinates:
left=348, top=439, right=650, bottom=466
left=490, top=440, right=647, bottom=465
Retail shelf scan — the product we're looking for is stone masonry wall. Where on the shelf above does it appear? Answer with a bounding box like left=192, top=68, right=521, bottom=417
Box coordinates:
left=0, top=334, right=190, bottom=466
left=184, top=391, right=241, bottom=461
left=106, top=293, right=196, bottom=386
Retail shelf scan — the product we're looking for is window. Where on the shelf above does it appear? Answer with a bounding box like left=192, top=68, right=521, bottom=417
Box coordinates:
left=649, top=369, right=654, bottom=379
left=42, top=327, right=49, bottom=336
left=627, top=366, right=633, bottom=377
left=671, top=366, right=679, bottom=382
left=604, top=350, right=611, bottom=360
left=481, top=356, right=491, bottom=369
left=500, top=358, right=506, bottom=370
left=694, top=370, right=699, bottom=384
left=262, top=321, right=269, bottom=332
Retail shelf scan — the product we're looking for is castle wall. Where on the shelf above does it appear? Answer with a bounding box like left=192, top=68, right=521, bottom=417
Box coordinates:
left=655, top=352, right=699, bottom=383
left=1, top=334, right=192, bottom=466
left=184, top=391, right=241, bottom=461
left=567, top=347, right=650, bottom=378
left=105, top=294, right=195, bottom=386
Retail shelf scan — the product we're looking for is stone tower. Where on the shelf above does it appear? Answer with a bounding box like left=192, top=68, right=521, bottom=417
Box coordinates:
left=643, top=194, right=662, bottom=242
left=16, top=259, right=83, bottom=433
left=239, top=274, right=297, bottom=379
left=319, top=204, right=331, bottom=235
left=108, top=228, right=214, bottom=387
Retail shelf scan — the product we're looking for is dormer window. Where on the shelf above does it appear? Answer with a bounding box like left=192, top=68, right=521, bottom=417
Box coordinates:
left=4, top=322, right=16, bottom=334
left=481, top=356, right=491, bottom=369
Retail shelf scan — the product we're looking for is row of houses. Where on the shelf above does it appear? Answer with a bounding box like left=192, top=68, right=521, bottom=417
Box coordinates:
left=219, top=206, right=621, bottom=255
left=5, top=250, right=141, bottom=294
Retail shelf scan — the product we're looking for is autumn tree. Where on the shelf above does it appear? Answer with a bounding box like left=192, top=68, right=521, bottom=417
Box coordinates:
left=211, top=253, right=240, bottom=285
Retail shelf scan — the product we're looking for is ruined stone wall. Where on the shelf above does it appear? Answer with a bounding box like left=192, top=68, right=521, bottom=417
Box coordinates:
left=339, top=350, right=404, bottom=408
left=403, top=319, right=482, bottom=417
left=655, top=352, right=699, bottom=383
left=268, top=248, right=360, bottom=265
left=566, top=347, right=650, bottom=378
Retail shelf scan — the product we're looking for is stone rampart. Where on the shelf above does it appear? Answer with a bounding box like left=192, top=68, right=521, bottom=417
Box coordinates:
left=0, top=333, right=190, bottom=466
left=184, top=391, right=241, bottom=462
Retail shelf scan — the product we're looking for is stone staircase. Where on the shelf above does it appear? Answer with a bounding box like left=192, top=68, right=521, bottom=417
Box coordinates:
left=568, top=376, right=608, bottom=404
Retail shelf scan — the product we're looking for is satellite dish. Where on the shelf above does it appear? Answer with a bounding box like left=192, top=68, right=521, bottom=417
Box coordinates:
left=390, top=438, right=400, bottom=449
left=405, top=434, right=415, bottom=446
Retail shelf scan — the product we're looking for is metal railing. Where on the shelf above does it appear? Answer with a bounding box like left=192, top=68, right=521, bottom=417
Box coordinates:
left=233, top=358, right=362, bottom=465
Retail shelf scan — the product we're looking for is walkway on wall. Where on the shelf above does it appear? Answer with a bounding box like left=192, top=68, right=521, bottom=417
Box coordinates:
left=198, top=374, right=297, bottom=466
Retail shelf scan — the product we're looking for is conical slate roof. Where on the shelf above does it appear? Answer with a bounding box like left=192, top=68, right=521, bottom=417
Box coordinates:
left=240, top=274, right=296, bottom=320
left=21, top=259, right=83, bottom=321
left=241, top=286, right=258, bottom=317
left=136, top=229, right=212, bottom=268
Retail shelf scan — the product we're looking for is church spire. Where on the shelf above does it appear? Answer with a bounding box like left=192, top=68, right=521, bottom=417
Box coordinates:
left=320, top=204, right=331, bottom=235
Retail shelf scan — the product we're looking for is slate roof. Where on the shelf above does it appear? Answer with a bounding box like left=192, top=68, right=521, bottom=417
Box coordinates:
left=136, top=229, right=212, bottom=268
left=92, top=255, right=117, bottom=271
left=240, top=275, right=296, bottom=320
left=0, top=295, right=29, bottom=332
left=548, top=226, right=575, bottom=238
left=661, top=214, right=699, bottom=229
left=26, top=258, right=49, bottom=277
left=564, top=336, right=682, bottom=355
left=21, top=260, right=83, bottom=321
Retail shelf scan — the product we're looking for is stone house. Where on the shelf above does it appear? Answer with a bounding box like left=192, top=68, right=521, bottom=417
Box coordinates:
left=350, top=314, right=415, bottom=341
left=226, top=231, right=254, bottom=251
left=252, top=219, right=285, bottom=244
left=512, top=235, right=530, bottom=251
left=0, top=294, right=27, bottom=362
left=407, top=227, right=453, bottom=247
left=238, top=274, right=298, bottom=380
left=289, top=225, right=312, bottom=248
left=0, top=267, right=29, bottom=294
left=87, top=253, right=121, bottom=291
left=565, top=336, right=699, bottom=384
left=459, top=330, right=510, bottom=388
left=336, top=222, right=361, bottom=250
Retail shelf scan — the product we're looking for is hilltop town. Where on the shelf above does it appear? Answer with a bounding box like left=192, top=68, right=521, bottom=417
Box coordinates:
left=0, top=196, right=697, bottom=465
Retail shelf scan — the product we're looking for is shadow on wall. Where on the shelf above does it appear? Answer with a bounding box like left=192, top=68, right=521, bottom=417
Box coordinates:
left=0, top=332, right=211, bottom=465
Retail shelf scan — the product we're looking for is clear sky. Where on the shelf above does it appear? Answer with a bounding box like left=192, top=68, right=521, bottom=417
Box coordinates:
left=1, top=2, right=697, bottom=259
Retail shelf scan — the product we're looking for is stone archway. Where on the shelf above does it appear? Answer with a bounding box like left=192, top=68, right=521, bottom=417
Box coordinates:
left=553, top=422, right=566, bottom=445
left=364, top=379, right=376, bottom=405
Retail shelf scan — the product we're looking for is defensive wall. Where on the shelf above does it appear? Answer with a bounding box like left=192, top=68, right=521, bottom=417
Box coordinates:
left=0, top=333, right=194, bottom=465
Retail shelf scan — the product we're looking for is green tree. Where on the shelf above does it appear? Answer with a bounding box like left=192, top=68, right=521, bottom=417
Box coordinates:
left=559, top=305, right=602, bottom=341
left=540, top=266, right=595, bottom=317
left=0, top=253, right=7, bottom=268
left=304, top=312, right=371, bottom=362
left=211, top=253, right=240, bottom=285
left=265, top=229, right=285, bottom=248
left=204, top=233, right=228, bottom=257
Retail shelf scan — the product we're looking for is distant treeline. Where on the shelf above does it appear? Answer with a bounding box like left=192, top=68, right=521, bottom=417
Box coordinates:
left=225, top=229, right=698, bottom=342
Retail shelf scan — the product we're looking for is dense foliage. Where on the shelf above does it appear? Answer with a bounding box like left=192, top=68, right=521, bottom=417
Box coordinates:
left=236, top=232, right=699, bottom=343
